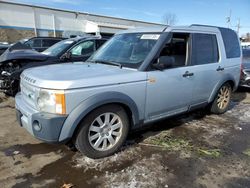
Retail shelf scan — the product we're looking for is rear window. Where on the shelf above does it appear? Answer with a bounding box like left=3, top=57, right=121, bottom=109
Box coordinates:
left=191, top=33, right=219, bottom=65
left=219, top=28, right=241, bottom=58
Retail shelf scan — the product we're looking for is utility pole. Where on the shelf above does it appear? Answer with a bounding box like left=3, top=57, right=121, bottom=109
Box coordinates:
left=236, top=18, right=241, bottom=35
left=226, top=9, right=232, bottom=28
left=32, top=7, right=37, bottom=37
left=52, top=14, right=56, bottom=37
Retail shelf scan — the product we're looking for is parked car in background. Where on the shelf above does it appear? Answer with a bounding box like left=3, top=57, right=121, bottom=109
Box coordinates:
left=241, top=42, right=250, bottom=49
left=15, top=25, right=241, bottom=159
left=0, top=43, right=10, bottom=56
left=17, top=37, right=66, bottom=52
left=0, top=37, right=65, bottom=59
left=0, top=36, right=107, bottom=96
left=240, top=49, right=250, bottom=87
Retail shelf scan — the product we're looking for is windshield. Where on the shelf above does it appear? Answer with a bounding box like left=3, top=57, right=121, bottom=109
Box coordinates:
left=89, top=33, right=160, bottom=68
left=42, top=39, right=75, bottom=56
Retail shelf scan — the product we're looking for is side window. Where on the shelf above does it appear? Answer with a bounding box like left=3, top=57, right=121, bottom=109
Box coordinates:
left=42, top=39, right=60, bottom=48
left=24, top=40, right=33, bottom=48
left=159, top=33, right=190, bottom=68
left=96, top=40, right=107, bottom=49
left=31, top=39, right=42, bottom=48
left=219, top=28, right=241, bottom=58
left=191, top=33, right=219, bottom=65
left=70, top=41, right=95, bottom=56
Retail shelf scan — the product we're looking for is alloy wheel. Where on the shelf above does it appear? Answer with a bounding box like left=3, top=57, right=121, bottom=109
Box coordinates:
left=217, top=85, right=230, bottom=110
left=88, top=112, right=123, bottom=151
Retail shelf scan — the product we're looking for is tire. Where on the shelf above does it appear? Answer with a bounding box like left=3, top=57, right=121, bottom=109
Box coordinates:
left=75, top=104, right=129, bottom=159
left=210, top=83, right=232, bottom=114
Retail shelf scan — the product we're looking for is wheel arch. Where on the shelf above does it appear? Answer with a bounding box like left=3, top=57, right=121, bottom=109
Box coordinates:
left=208, top=77, right=236, bottom=103
left=59, top=91, right=140, bottom=142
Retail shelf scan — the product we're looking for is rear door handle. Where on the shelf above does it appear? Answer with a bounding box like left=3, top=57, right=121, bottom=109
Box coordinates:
left=216, top=66, right=224, bottom=71
left=183, top=71, right=194, bottom=77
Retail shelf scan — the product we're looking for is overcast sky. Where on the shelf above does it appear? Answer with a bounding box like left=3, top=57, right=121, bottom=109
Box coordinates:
left=7, top=0, right=250, bottom=35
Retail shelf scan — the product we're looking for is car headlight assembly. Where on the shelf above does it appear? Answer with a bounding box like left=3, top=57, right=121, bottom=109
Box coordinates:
left=37, top=89, right=66, bottom=114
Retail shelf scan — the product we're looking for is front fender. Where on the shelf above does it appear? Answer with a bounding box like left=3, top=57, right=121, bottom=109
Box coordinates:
left=59, top=91, right=140, bottom=142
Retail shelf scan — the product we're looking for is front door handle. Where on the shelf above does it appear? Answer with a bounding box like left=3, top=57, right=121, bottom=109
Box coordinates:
left=216, top=66, right=224, bottom=71
left=183, top=71, right=194, bottom=77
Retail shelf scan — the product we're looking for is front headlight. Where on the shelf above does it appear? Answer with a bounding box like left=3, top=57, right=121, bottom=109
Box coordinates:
left=37, top=89, right=66, bottom=114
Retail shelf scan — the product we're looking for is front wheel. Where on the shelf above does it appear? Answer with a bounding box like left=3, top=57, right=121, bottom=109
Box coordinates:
left=210, top=83, right=232, bottom=114
left=75, top=104, right=129, bottom=159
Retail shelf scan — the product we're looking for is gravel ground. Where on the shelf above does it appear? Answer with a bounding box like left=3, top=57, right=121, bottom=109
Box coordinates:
left=0, top=89, right=249, bottom=188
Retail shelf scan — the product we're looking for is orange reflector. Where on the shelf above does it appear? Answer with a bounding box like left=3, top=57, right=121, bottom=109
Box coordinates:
left=55, top=93, right=66, bottom=114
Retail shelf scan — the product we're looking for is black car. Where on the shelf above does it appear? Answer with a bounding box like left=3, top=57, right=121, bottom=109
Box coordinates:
left=18, top=37, right=65, bottom=52
left=0, top=43, right=10, bottom=56
left=0, top=36, right=108, bottom=96
left=240, top=49, right=250, bottom=87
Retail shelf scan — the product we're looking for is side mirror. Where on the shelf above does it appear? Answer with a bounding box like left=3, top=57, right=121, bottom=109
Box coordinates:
left=152, top=56, right=175, bottom=70
left=60, top=51, right=72, bottom=60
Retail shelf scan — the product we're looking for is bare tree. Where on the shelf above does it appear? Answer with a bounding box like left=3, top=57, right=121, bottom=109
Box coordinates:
left=162, top=13, right=178, bottom=26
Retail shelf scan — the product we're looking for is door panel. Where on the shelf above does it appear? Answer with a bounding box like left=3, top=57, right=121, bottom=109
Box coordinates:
left=189, top=64, right=221, bottom=104
left=190, top=33, right=222, bottom=104
left=70, top=55, right=91, bottom=62
left=145, top=67, right=194, bottom=120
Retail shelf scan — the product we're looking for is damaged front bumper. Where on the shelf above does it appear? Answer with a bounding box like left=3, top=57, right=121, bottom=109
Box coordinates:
left=240, top=69, right=250, bottom=87
left=0, top=72, right=19, bottom=96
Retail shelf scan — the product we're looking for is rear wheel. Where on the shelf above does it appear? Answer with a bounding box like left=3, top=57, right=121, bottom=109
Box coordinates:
left=210, top=83, right=232, bottom=114
left=75, top=104, right=129, bottom=159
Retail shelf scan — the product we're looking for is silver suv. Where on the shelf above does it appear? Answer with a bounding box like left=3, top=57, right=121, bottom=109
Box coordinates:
left=15, top=25, right=242, bottom=159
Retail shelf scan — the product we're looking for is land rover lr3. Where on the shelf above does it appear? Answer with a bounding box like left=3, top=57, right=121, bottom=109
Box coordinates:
left=15, top=25, right=242, bottom=159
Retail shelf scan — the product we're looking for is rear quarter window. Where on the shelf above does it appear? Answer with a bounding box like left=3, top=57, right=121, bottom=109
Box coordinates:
left=219, top=28, right=241, bottom=58
left=191, top=33, right=219, bottom=65
left=34, top=39, right=42, bottom=48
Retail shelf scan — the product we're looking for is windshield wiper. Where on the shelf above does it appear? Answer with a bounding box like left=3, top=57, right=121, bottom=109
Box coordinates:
left=91, top=60, right=122, bottom=68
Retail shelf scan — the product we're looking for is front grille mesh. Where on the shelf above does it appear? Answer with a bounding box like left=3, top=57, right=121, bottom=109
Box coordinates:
left=20, top=79, right=38, bottom=110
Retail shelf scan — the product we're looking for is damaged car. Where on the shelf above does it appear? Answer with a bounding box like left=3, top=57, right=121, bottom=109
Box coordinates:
left=0, top=43, right=10, bottom=56
left=240, top=49, right=250, bottom=87
left=0, top=36, right=107, bottom=96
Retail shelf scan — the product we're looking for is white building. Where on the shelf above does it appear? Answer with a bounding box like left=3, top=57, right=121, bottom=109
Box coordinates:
left=0, top=0, right=165, bottom=42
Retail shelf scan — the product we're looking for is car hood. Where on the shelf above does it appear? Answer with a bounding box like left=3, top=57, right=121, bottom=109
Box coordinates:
left=21, top=62, right=147, bottom=89
left=0, top=44, right=9, bottom=50
left=0, top=48, right=51, bottom=63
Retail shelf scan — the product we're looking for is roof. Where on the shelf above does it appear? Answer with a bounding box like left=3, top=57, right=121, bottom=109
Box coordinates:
left=117, top=24, right=229, bottom=34
left=117, top=26, right=167, bottom=34
left=29, top=37, right=66, bottom=39
left=61, top=35, right=106, bottom=43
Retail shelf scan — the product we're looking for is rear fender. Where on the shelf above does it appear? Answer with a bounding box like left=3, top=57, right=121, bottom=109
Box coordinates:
left=208, top=75, right=237, bottom=103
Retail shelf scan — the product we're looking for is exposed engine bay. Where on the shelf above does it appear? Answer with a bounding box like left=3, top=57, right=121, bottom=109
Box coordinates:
left=0, top=61, right=22, bottom=96
left=0, top=46, right=52, bottom=96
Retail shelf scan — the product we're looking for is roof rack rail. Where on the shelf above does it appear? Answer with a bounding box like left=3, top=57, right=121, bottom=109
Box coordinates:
left=190, top=24, right=218, bottom=28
